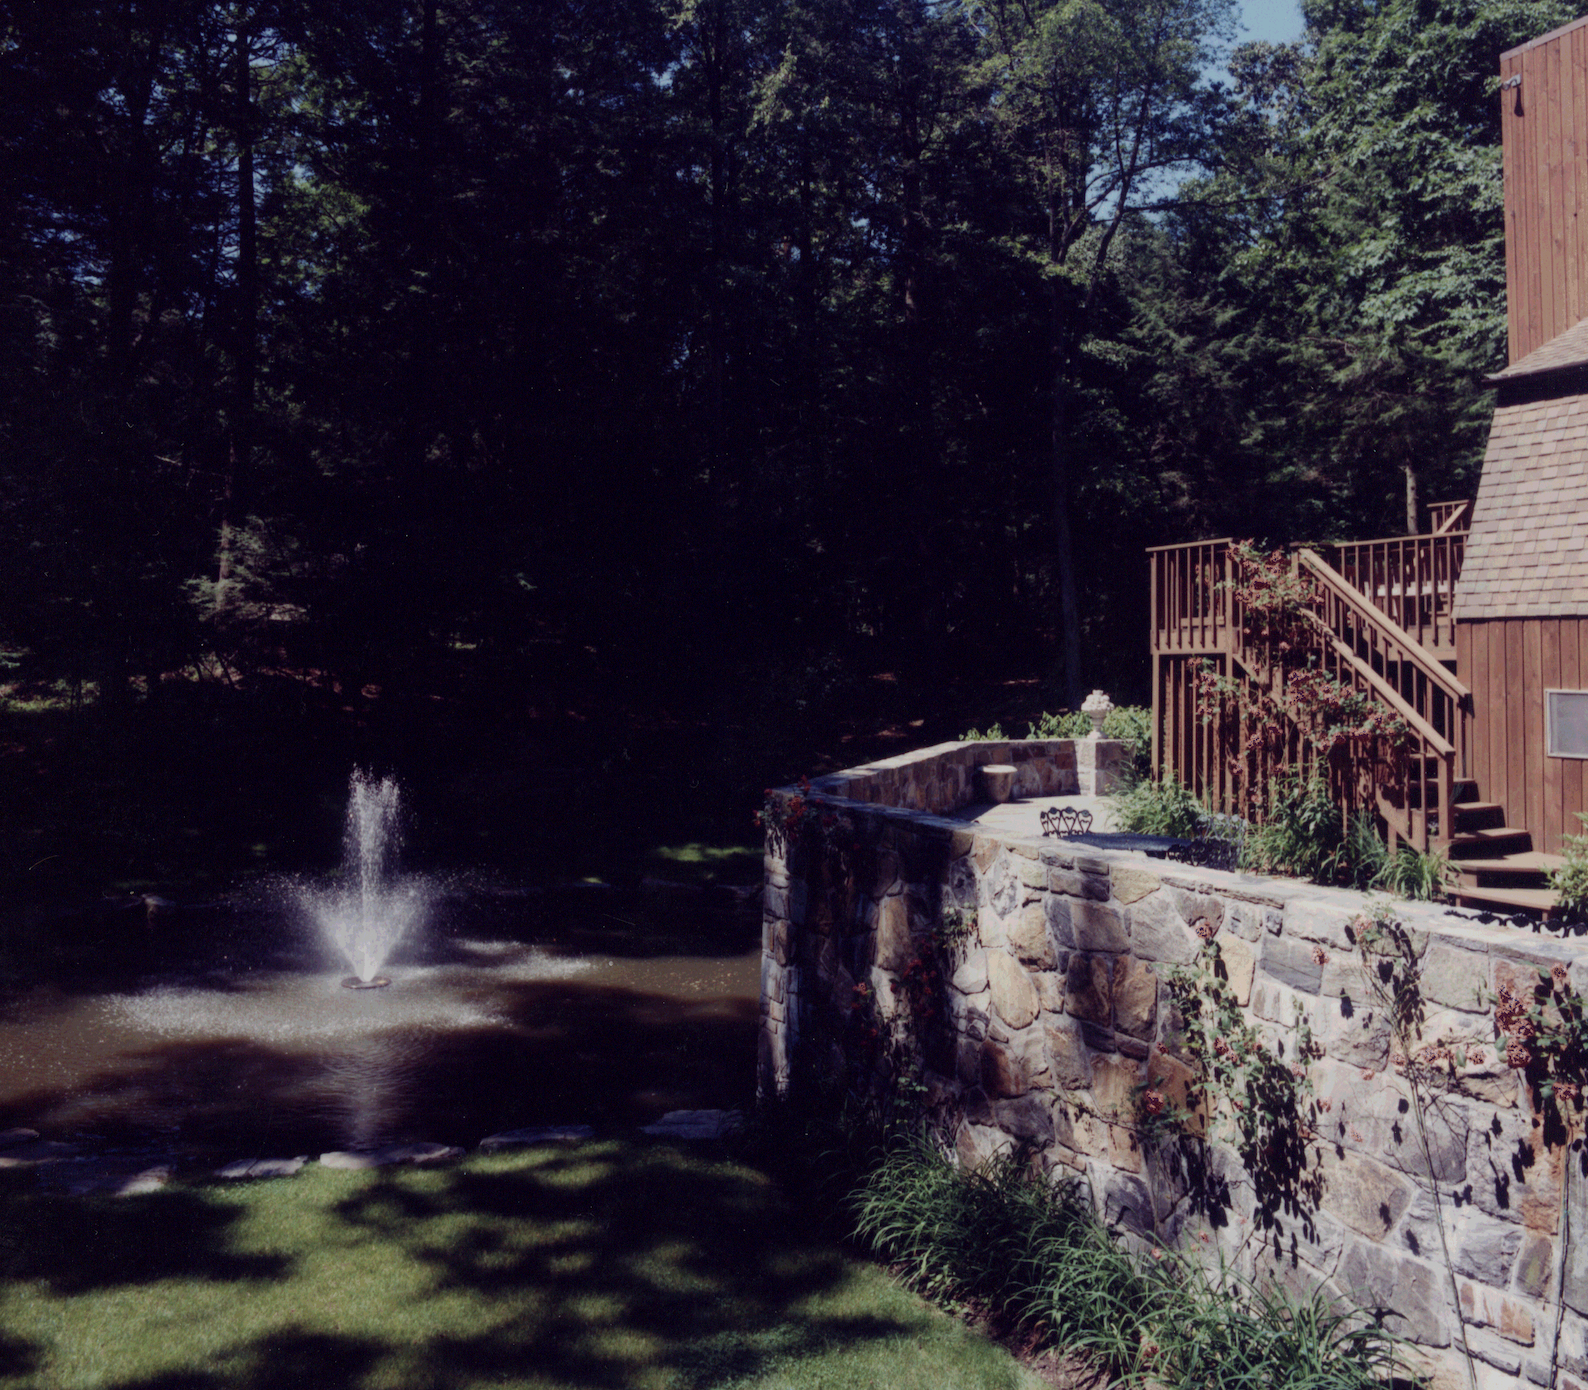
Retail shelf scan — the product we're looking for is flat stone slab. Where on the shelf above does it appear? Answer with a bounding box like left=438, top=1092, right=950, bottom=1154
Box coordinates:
left=0, top=1127, right=40, bottom=1149
left=319, top=1142, right=463, bottom=1171
left=0, top=1140, right=80, bottom=1168
left=639, top=1109, right=745, bottom=1141
left=478, top=1125, right=594, bottom=1152
left=62, top=1164, right=173, bottom=1197
left=216, top=1157, right=309, bottom=1181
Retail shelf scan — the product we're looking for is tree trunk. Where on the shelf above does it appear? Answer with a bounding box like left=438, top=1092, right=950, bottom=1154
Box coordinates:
left=1404, top=461, right=1420, bottom=535
left=1050, top=266, right=1082, bottom=710
left=218, top=21, right=257, bottom=611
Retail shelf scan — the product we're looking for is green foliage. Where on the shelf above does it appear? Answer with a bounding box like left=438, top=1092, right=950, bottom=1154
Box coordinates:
left=1343, top=812, right=1449, bottom=899
left=1111, top=773, right=1215, bottom=839
left=1027, top=704, right=1153, bottom=777
left=1240, top=776, right=1344, bottom=881
left=1550, top=812, right=1588, bottom=918
left=849, top=1135, right=1397, bottom=1389
left=1163, top=938, right=1321, bottom=1228
left=961, top=724, right=1007, bottom=742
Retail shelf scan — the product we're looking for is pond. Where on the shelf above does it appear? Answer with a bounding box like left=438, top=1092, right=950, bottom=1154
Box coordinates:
left=0, top=887, right=759, bottom=1171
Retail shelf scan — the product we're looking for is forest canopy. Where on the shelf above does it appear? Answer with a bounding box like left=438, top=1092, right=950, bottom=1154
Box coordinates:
left=0, top=0, right=1580, bottom=874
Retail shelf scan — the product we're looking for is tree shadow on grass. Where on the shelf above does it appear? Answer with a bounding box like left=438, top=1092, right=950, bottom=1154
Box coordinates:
left=0, top=1178, right=289, bottom=1295
left=76, top=1144, right=932, bottom=1390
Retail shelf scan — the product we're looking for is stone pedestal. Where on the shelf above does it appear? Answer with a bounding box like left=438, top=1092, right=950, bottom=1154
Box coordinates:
left=1076, top=738, right=1127, bottom=795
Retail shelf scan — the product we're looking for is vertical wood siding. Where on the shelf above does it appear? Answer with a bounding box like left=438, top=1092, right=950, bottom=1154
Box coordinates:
left=1460, top=616, right=1588, bottom=854
left=1503, top=19, right=1588, bottom=363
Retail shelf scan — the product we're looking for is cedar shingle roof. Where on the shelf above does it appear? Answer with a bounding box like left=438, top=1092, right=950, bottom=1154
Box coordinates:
left=1491, top=313, right=1588, bottom=380
left=1456, top=389, right=1588, bottom=620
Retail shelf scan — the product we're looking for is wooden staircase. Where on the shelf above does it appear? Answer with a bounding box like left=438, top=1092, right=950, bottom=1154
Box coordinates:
left=1444, top=783, right=1566, bottom=916
left=1151, top=530, right=1566, bottom=920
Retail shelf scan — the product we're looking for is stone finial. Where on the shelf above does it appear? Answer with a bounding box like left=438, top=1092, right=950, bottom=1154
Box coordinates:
left=1081, top=689, right=1113, bottom=739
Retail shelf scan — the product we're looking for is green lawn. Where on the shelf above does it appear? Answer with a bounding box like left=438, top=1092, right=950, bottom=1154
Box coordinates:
left=0, top=1142, right=1046, bottom=1390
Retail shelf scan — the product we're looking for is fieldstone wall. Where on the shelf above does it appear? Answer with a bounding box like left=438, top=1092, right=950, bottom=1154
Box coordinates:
left=808, top=736, right=1126, bottom=812
left=759, top=741, right=1588, bottom=1390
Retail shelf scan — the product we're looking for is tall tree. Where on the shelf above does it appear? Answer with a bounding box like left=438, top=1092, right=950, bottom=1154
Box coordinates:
left=969, top=0, right=1236, bottom=705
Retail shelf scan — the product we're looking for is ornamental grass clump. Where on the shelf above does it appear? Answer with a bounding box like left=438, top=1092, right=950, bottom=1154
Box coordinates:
left=1111, top=772, right=1211, bottom=839
left=846, top=1136, right=1399, bottom=1390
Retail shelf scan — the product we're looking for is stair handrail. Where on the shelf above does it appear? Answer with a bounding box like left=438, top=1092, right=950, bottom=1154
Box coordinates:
left=1294, top=548, right=1470, bottom=706
left=1320, top=631, right=1454, bottom=758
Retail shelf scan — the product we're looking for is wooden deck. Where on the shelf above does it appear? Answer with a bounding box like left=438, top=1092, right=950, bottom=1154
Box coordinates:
left=1149, top=527, right=1573, bottom=913
left=1320, top=532, right=1467, bottom=660
left=1150, top=538, right=1472, bottom=853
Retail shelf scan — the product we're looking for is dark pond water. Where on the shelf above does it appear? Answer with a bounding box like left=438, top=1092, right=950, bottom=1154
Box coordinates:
left=0, top=889, right=759, bottom=1167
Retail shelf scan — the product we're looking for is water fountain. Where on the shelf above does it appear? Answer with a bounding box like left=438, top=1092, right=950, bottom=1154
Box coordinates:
left=304, top=770, right=430, bottom=987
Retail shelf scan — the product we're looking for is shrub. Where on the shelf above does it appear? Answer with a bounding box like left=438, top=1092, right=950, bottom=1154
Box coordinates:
left=1111, top=773, right=1214, bottom=839
left=1028, top=704, right=1153, bottom=778
left=1552, top=813, right=1588, bottom=918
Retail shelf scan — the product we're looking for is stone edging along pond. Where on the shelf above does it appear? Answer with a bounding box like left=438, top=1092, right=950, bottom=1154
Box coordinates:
left=758, top=739, right=1588, bottom=1390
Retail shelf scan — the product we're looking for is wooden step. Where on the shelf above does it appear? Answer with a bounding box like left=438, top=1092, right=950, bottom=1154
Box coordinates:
left=1452, top=802, right=1509, bottom=833
left=1405, top=778, right=1480, bottom=811
left=1447, top=826, right=1534, bottom=858
left=1451, top=852, right=1566, bottom=877
left=1453, top=884, right=1563, bottom=919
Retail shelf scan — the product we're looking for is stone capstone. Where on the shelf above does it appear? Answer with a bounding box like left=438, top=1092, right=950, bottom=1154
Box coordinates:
left=1110, top=868, right=1161, bottom=906
left=1283, top=900, right=1356, bottom=950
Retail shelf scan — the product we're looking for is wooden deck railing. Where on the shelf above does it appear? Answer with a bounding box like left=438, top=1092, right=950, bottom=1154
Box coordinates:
left=1320, top=532, right=1467, bottom=655
left=1429, top=498, right=1473, bottom=534
left=1149, top=538, right=1234, bottom=655
left=1150, top=538, right=1472, bottom=851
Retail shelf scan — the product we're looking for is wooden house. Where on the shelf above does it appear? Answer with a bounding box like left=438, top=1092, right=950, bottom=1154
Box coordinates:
left=1149, top=17, right=1588, bottom=916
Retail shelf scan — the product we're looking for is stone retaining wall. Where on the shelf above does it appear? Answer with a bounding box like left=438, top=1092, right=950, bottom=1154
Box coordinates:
left=807, top=736, right=1127, bottom=812
left=759, top=740, right=1588, bottom=1390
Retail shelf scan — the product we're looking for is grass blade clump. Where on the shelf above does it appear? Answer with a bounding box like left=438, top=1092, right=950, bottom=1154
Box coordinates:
left=1111, top=773, right=1210, bottom=839
left=846, top=1134, right=1400, bottom=1390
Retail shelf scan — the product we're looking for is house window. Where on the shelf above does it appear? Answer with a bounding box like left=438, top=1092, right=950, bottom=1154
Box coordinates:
left=1547, top=690, right=1588, bottom=758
